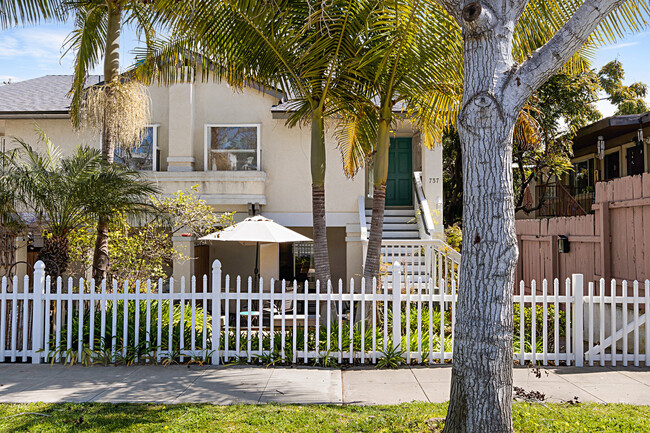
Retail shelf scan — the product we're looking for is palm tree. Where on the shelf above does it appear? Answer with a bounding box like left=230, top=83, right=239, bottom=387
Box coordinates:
left=9, top=132, right=158, bottom=277
left=0, top=147, right=24, bottom=276
left=335, top=0, right=629, bottom=291
left=139, top=0, right=372, bottom=287
left=334, top=0, right=463, bottom=293
left=0, top=0, right=66, bottom=27
left=1, top=0, right=157, bottom=281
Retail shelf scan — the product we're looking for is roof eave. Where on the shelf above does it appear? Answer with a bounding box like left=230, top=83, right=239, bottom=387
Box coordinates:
left=0, top=111, right=69, bottom=119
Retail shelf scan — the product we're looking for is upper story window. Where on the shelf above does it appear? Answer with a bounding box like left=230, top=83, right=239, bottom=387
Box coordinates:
left=205, top=124, right=260, bottom=171
left=114, top=125, right=159, bottom=171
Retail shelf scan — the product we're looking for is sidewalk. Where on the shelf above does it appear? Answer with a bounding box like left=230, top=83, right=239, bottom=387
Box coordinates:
left=0, top=364, right=649, bottom=405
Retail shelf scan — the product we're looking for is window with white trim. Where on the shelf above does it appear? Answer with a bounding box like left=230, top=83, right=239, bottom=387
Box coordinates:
left=114, top=125, right=159, bottom=171
left=205, top=124, right=260, bottom=171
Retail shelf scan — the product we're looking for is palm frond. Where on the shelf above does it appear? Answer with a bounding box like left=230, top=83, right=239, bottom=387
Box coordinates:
left=0, top=0, right=68, bottom=29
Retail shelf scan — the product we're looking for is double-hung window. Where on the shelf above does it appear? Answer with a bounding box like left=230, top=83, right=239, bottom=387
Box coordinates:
left=205, top=124, right=260, bottom=171
left=114, top=125, right=160, bottom=171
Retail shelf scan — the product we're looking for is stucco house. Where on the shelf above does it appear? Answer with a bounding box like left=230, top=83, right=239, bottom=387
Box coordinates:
left=0, top=75, right=448, bottom=284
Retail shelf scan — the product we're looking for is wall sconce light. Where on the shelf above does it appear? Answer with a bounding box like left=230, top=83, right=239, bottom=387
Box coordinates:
left=558, top=235, right=570, bottom=253
left=637, top=128, right=644, bottom=146
left=597, top=136, right=605, bottom=159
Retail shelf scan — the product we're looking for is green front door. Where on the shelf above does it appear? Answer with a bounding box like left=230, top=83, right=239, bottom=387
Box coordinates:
left=386, top=137, right=413, bottom=206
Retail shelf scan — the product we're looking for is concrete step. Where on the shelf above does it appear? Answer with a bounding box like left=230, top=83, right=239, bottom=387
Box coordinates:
left=366, top=216, right=416, bottom=224
left=381, top=231, right=420, bottom=239
left=369, top=223, right=418, bottom=231
left=365, top=208, right=414, bottom=217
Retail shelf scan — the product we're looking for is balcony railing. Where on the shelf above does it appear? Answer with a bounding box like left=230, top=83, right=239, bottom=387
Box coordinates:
left=536, top=183, right=594, bottom=218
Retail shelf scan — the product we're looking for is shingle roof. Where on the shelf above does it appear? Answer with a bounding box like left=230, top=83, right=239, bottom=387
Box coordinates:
left=0, top=75, right=103, bottom=115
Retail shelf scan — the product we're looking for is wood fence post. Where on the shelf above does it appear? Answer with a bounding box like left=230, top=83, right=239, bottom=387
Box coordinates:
left=31, top=261, right=45, bottom=364
left=599, top=203, right=611, bottom=284
left=212, top=259, right=222, bottom=365
left=392, top=262, right=402, bottom=351
left=572, top=274, right=584, bottom=367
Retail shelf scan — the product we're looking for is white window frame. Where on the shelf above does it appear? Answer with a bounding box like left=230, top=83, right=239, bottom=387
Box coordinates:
left=204, top=124, right=261, bottom=172
left=149, top=124, right=160, bottom=172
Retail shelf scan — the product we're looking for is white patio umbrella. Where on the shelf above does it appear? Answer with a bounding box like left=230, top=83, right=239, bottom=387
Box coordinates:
left=199, top=215, right=312, bottom=282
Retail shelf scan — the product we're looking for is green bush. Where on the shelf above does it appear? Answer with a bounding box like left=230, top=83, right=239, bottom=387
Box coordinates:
left=49, top=299, right=212, bottom=365
left=48, top=299, right=567, bottom=367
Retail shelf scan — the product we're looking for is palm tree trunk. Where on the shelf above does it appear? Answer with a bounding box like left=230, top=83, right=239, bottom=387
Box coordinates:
left=92, top=4, right=121, bottom=281
left=310, top=106, right=331, bottom=286
left=363, top=115, right=390, bottom=281
left=0, top=228, right=17, bottom=277
left=38, top=235, right=69, bottom=278
left=311, top=106, right=337, bottom=322
left=360, top=105, right=391, bottom=321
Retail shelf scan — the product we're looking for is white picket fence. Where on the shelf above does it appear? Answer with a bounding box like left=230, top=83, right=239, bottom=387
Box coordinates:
left=1, top=261, right=649, bottom=366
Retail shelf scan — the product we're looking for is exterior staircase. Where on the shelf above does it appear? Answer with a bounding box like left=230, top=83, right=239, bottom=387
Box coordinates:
left=364, top=208, right=420, bottom=240
left=358, top=172, right=461, bottom=291
left=365, top=207, right=432, bottom=286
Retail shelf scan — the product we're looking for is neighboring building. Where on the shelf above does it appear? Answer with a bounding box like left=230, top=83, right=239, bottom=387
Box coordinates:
left=524, top=112, right=650, bottom=219
left=0, top=75, right=446, bottom=284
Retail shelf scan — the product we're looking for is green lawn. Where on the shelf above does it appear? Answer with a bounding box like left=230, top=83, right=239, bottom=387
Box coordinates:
left=0, top=402, right=648, bottom=433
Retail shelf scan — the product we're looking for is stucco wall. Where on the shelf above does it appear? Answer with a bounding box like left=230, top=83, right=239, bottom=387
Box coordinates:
left=3, top=118, right=98, bottom=153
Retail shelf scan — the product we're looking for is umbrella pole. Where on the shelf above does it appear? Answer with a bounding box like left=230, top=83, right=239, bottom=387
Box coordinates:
left=254, top=241, right=260, bottom=287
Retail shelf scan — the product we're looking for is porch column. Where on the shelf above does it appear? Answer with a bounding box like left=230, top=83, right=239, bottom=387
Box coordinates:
left=172, top=234, right=195, bottom=290
left=167, top=80, right=196, bottom=172
left=421, top=144, right=444, bottom=236
left=345, top=223, right=364, bottom=287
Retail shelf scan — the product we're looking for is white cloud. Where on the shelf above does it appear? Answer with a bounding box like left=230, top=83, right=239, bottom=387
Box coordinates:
left=0, top=27, right=69, bottom=61
left=600, top=42, right=639, bottom=50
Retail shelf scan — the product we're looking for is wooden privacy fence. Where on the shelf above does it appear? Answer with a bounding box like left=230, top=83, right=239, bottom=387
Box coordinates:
left=1, top=261, right=649, bottom=367
left=517, top=173, right=650, bottom=287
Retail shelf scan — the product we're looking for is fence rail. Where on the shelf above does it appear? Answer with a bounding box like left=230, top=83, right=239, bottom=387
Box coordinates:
left=1, top=261, right=649, bottom=367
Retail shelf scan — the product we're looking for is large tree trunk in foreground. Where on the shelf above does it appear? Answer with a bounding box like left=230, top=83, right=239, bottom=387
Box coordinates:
left=444, top=5, right=518, bottom=433
left=440, top=0, right=628, bottom=431
left=92, top=5, right=121, bottom=282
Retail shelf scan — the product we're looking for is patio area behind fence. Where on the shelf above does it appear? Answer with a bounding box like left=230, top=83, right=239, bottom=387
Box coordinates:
left=1, top=260, right=649, bottom=367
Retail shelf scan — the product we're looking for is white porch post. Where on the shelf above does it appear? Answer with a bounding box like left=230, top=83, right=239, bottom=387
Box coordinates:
left=167, top=76, right=196, bottom=172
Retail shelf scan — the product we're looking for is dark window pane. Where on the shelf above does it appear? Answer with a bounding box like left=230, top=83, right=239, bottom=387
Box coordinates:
left=114, top=127, right=154, bottom=171
left=573, top=158, right=594, bottom=194
left=604, top=152, right=619, bottom=180
left=627, top=145, right=644, bottom=176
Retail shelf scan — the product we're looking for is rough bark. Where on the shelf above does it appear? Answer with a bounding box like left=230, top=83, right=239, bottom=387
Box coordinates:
left=92, top=216, right=110, bottom=281
left=310, top=107, right=331, bottom=287
left=440, top=0, right=625, bottom=431
left=363, top=107, right=391, bottom=284
left=91, top=4, right=121, bottom=281
left=361, top=107, right=391, bottom=321
left=38, top=235, right=69, bottom=278
left=444, top=3, right=519, bottom=432
left=0, top=228, right=17, bottom=277
left=311, top=184, right=330, bottom=285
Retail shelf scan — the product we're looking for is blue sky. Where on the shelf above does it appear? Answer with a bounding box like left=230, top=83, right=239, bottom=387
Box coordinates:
left=1, top=21, right=649, bottom=118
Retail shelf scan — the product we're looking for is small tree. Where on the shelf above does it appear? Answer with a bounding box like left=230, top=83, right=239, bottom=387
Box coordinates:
left=10, top=132, right=158, bottom=277
left=68, top=186, right=233, bottom=283
left=0, top=148, right=24, bottom=276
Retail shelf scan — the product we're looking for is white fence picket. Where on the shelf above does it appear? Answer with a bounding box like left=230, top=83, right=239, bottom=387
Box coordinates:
left=2, top=260, right=648, bottom=368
